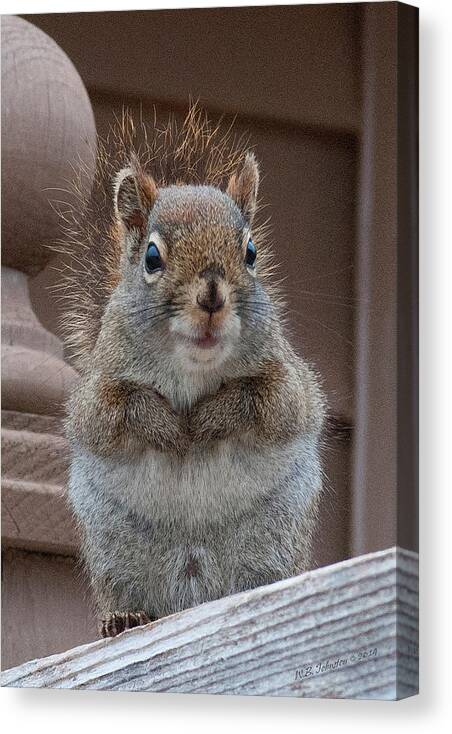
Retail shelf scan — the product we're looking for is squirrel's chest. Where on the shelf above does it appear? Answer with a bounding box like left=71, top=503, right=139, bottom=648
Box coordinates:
left=88, top=439, right=295, bottom=524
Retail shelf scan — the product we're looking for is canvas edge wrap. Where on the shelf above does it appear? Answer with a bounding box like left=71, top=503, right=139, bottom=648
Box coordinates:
left=396, top=1, right=419, bottom=554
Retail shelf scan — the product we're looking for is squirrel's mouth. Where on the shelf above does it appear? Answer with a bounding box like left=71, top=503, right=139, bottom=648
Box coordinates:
left=181, top=331, right=220, bottom=349
left=192, top=333, right=219, bottom=349
left=171, top=317, right=240, bottom=368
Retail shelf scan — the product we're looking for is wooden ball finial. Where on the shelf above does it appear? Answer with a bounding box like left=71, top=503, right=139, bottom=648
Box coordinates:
left=1, top=15, right=97, bottom=274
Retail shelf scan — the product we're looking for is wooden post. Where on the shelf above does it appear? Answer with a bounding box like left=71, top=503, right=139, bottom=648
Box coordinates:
left=1, top=16, right=98, bottom=668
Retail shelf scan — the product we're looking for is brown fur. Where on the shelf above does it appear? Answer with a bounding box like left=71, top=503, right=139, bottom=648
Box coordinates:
left=66, top=373, right=188, bottom=457
left=226, top=152, right=260, bottom=222
left=188, top=355, right=324, bottom=447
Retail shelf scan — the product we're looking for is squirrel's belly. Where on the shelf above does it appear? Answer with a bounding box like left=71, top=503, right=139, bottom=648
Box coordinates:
left=74, top=435, right=320, bottom=525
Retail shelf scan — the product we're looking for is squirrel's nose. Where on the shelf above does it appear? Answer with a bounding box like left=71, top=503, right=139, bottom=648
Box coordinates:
left=196, top=280, right=225, bottom=314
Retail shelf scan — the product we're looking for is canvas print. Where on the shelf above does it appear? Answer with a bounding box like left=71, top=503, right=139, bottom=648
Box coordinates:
left=1, top=2, right=419, bottom=699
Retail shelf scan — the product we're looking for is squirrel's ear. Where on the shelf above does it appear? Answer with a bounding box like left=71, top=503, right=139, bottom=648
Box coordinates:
left=114, top=161, right=158, bottom=234
left=226, top=152, right=259, bottom=224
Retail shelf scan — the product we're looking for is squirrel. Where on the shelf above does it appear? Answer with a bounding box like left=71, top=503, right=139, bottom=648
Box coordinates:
left=59, top=107, right=326, bottom=637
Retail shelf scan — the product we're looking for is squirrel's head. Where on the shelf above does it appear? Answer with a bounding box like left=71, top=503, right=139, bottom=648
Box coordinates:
left=112, top=153, right=273, bottom=372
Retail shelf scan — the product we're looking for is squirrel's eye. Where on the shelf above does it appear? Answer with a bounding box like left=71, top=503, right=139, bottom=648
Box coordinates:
left=245, top=238, right=257, bottom=268
left=145, top=243, right=163, bottom=273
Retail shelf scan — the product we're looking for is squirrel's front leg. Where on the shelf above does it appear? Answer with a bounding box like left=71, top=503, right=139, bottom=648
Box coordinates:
left=66, top=372, right=188, bottom=456
left=189, top=361, right=316, bottom=447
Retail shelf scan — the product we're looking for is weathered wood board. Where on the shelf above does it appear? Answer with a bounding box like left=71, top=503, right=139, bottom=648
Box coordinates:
left=0, top=547, right=418, bottom=700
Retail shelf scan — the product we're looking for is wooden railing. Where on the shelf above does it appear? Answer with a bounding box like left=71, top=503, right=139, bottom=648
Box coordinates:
left=1, top=547, right=418, bottom=700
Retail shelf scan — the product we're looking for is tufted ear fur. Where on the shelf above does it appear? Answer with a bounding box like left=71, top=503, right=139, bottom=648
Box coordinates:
left=226, top=152, right=259, bottom=224
left=114, top=158, right=158, bottom=235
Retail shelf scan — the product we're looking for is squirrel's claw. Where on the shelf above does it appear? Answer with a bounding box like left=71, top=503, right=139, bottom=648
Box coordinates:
left=99, top=610, right=151, bottom=638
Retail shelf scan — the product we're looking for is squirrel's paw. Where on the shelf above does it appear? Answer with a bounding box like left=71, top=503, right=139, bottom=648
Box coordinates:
left=100, top=610, right=151, bottom=638
left=189, top=401, right=226, bottom=446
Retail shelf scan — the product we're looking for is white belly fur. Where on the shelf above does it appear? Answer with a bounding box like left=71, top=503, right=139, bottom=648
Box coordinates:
left=78, top=434, right=319, bottom=527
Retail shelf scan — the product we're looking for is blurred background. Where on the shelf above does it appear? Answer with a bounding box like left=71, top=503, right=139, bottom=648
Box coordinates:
left=2, top=3, right=418, bottom=668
